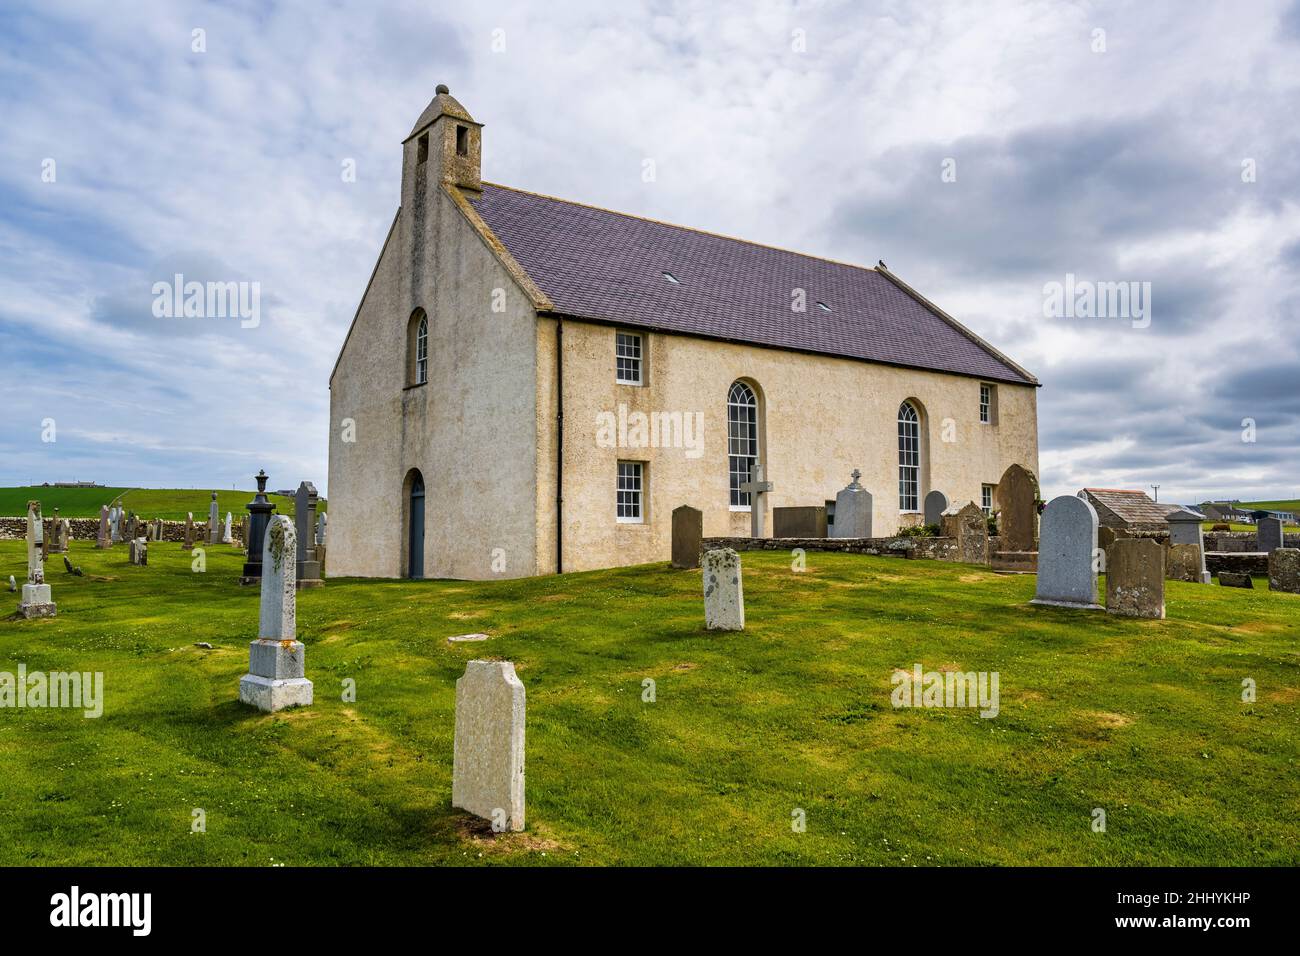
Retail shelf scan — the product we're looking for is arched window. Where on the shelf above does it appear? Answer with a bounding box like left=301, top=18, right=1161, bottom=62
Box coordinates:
left=415, top=314, right=428, bottom=385
left=728, top=381, right=759, bottom=507
left=898, top=401, right=920, bottom=511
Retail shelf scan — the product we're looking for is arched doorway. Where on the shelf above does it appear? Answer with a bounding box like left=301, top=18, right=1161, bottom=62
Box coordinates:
left=406, top=470, right=425, bottom=579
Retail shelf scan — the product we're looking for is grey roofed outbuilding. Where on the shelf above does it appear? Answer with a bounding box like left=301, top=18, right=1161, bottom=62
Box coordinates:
left=468, top=183, right=1038, bottom=386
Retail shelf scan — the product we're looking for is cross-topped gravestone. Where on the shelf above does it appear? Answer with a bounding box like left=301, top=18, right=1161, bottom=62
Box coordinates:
left=18, top=500, right=56, bottom=619
left=239, top=515, right=313, bottom=712
left=739, top=462, right=773, bottom=538
left=830, top=469, right=872, bottom=538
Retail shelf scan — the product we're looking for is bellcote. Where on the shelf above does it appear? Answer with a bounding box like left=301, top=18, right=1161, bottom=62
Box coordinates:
left=403, top=84, right=483, bottom=194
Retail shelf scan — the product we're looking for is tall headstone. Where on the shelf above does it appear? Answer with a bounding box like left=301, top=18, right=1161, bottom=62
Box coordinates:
left=452, top=660, right=526, bottom=832
left=738, top=463, right=773, bottom=538
left=18, top=501, right=56, bottom=619
left=239, top=515, right=313, bottom=712
left=96, top=505, right=111, bottom=549
left=1032, top=495, right=1101, bottom=609
left=294, top=481, right=323, bottom=587
left=208, top=492, right=220, bottom=545
left=48, top=509, right=67, bottom=553
left=1105, top=538, right=1165, bottom=619
left=241, top=470, right=277, bottom=585
left=941, top=502, right=989, bottom=565
left=830, top=469, right=873, bottom=538
left=1257, top=516, right=1284, bottom=554
left=110, top=506, right=122, bottom=544
left=1267, top=548, right=1300, bottom=594
left=183, top=513, right=195, bottom=551
left=702, top=548, right=744, bottom=630
left=222, top=512, right=234, bottom=544
left=923, top=490, right=949, bottom=527
left=995, top=464, right=1039, bottom=551
left=671, top=505, right=703, bottom=569
left=1165, top=508, right=1210, bottom=582
left=316, top=512, right=327, bottom=547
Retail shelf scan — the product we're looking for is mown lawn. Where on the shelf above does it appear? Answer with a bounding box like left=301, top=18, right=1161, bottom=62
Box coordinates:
left=0, top=540, right=1296, bottom=867
left=0, top=487, right=316, bottom=521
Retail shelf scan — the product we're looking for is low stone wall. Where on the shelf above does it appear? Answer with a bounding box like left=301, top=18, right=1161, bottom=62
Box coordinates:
left=701, top=535, right=962, bottom=561
left=0, top=516, right=239, bottom=544
left=1206, top=552, right=1268, bottom=575
left=1203, top=532, right=1300, bottom=552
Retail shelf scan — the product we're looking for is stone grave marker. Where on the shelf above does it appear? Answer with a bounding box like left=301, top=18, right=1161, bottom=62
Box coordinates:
left=1105, top=538, right=1165, bottom=619
left=183, top=513, right=195, bottom=551
left=1166, top=544, right=1205, bottom=584
left=738, top=463, right=773, bottom=538
left=294, top=481, right=323, bottom=587
left=941, top=502, right=989, bottom=565
left=772, top=506, right=827, bottom=538
left=1267, top=548, right=1300, bottom=594
left=923, top=490, right=949, bottom=527
left=128, top=537, right=148, bottom=566
left=222, top=512, right=233, bottom=544
left=830, top=469, right=872, bottom=538
left=1165, top=508, right=1210, bottom=582
left=238, top=515, right=313, bottom=712
left=1218, top=571, right=1253, bottom=589
left=671, top=505, right=703, bottom=569
left=703, top=548, right=744, bottom=630
left=96, top=505, right=111, bottom=549
left=110, top=506, right=122, bottom=544
left=452, top=660, right=526, bottom=832
left=1032, top=495, right=1101, bottom=609
left=18, top=501, right=56, bottom=619
left=1257, top=517, right=1284, bottom=554
left=995, top=464, right=1038, bottom=551
left=208, top=492, right=220, bottom=545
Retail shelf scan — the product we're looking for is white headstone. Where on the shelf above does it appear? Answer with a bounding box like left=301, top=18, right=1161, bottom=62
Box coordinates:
left=109, top=506, right=121, bottom=544
left=1031, top=495, right=1102, bottom=609
left=703, top=547, right=745, bottom=630
left=222, top=512, right=233, bottom=544
left=239, top=515, right=313, bottom=712
left=316, top=511, right=327, bottom=547
left=453, top=660, right=526, bottom=832
left=18, top=501, right=55, bottom=618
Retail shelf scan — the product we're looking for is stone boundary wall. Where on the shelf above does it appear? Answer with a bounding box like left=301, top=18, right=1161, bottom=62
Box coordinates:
left=0, top=516, right=242, bottom=544
left=1206, top=552, right=1269, bottom=575
left=1203, top=531, right=1300, bottom=552
left=702, top=535, right=963, bottom=561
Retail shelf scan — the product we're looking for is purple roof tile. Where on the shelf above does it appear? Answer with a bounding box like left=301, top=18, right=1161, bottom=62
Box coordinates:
left=468, top=184, right=1035, bottom=385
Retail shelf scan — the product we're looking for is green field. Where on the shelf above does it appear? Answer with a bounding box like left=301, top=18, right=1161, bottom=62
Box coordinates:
left=0, top=487, right=319, bottom=521
left=1241, top=499, right=1300, bottom=515
left=1, top=542, right=1296, bottom=866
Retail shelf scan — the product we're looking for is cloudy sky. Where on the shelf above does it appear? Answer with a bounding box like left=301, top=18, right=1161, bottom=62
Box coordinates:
left=1, top=0, right=1297, bottom=503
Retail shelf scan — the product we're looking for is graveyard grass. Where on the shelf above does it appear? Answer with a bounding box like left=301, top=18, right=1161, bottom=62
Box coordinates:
left=1, top=542, right=1297, bottom=867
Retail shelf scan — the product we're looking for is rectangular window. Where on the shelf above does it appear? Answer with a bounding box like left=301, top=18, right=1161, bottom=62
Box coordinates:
left=616, top=331, right=643, bottom=384
left=456, top=125, right=468, bottom=157
left=416, top=133, right=428, bottom=165
left=979, top=383, right=996, bottom=424
left=982, top=484, right=995, bottom=516
left=617, top=461, right=644, bottom=522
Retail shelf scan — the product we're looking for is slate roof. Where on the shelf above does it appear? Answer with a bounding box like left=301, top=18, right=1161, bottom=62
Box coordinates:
left=1080, top=488, right=1172, bottom=527
left=468, top=184, right=1036, bottom=386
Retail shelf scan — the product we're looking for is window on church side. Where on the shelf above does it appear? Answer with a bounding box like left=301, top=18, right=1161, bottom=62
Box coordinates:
left=898, top=401, right=920, bottom=512
left=728, top=381, right=758, bottom=508
left=980, top=383, right=995, bottom=424
left=617, top=461, right=643, bottom=522
left=616, top=331, right=643, bottom=384
left=982, top=484, right=995, bottom=516
left=415, top=314, right=428, bottom=385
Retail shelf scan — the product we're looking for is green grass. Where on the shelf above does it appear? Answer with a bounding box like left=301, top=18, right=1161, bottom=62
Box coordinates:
left=1, top=542, right=1297, bottom=866
left=0, top=487, right=318, bottom=521
left=1241, top=499, right=1300, bottom=515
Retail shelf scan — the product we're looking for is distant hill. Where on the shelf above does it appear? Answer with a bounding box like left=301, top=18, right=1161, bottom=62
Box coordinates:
left=1240, top=499, right=1300, bottom=514
left=0, top=487, right=324, bottom=521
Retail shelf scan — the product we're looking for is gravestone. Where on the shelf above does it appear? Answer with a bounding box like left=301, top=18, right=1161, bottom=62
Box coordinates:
left=1165, top=508, right=1210, bottom=582
left=772, top=506, right=827, bottom=538
left=241, top=470, right=277, bottom=585
left=154, top=518, right=164, bottom=541
left=923, top=490, right=949, bottom=527
left=738, top=463, right=773, bottom=538
left=208, top=492, right=220, bottom=545
left=18, top=501, right=56, bottom=619
left=702, top=548, right=744, bottom=630
left=1105, top=538, right=1165, bottom=619
left=1257, top=517, right=1284, bottom=554
left=671, top=505, right=703, bottom=569
left=183, top=513, right=195, bottom=551
left=452, top=660, right=526, bottom=832
left=1166, top=544, right=1204, bottom=583
left=128, top=537, right=148, bottom=566
left=1032, top=495, right=1101, bottom=609
left=240, top=515, right=250, bottom=549
left=830, top=469, right=873, bottom=538
left=110, top=506, right=122, bottom=544
left=222, top=512, right=233, bottom=544
left=995, top=464, right=1038, bottom=551
left=316, top=511, right=327, bottom=547
left=294, top=481, right=323, bottom=587
left=96, top=505, right=111, bottom=549
left=1218, top=571, right=1253, bottom=589
left=238, top=515, right=313, bottom=712
left=941, top=502, right=989, bottom=565
left=1267, top=548, right=1300, bottom=594
left=48, top=509, right=67, bottom=553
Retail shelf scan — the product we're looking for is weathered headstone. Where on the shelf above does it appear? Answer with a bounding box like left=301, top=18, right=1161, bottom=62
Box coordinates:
left=239, top=515, right=313, bottom=712
left=941, top=502, right=989, bottom=565
left=222, top=512, right=233, bottom=544
left=18, top=501, right=56, bottom=619
left=1257, top=517, right=1284, bottom=554
left=923, top=490, right=949, bottom=527
left=96, top=505, right=111, bottom=549
left=772, top=506, right=827, bottom=538
left=241, top=470, right=277, bottom=585
left=452, top=660, right=526, bottom=832
left=1218, top=571, right=1254, bottom=589
left=128, top=537, right=149, bottom=566
left=702, top=548, right=744, bottom=630
left=1032, top=495, right=1101, bottom=609
left=183, top=513, right=195, bottom=551
left=830, top=469, right=872, bottom=538
left=1165, top=508, right=1210, bottom=582
left=995, top=464, right=1039, bottom=551
left=1105, top=538, right=1165, bottom=619
left=315, top=511, right=327, bottom=547
left=110, top=506, right=122, bottom=544
left=1166, top=543, right=1205, bottom=583
left=739, top=463, right=773, bottom=538
left=294, top=481, right=323, bottom=587
left=671, top=505, right=703, bottom=569
left=208, top=492, right=220, bottom=545
left=48, top=509, right=67, bottom=553
left=1267, top=548, right=1300, bottom=594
